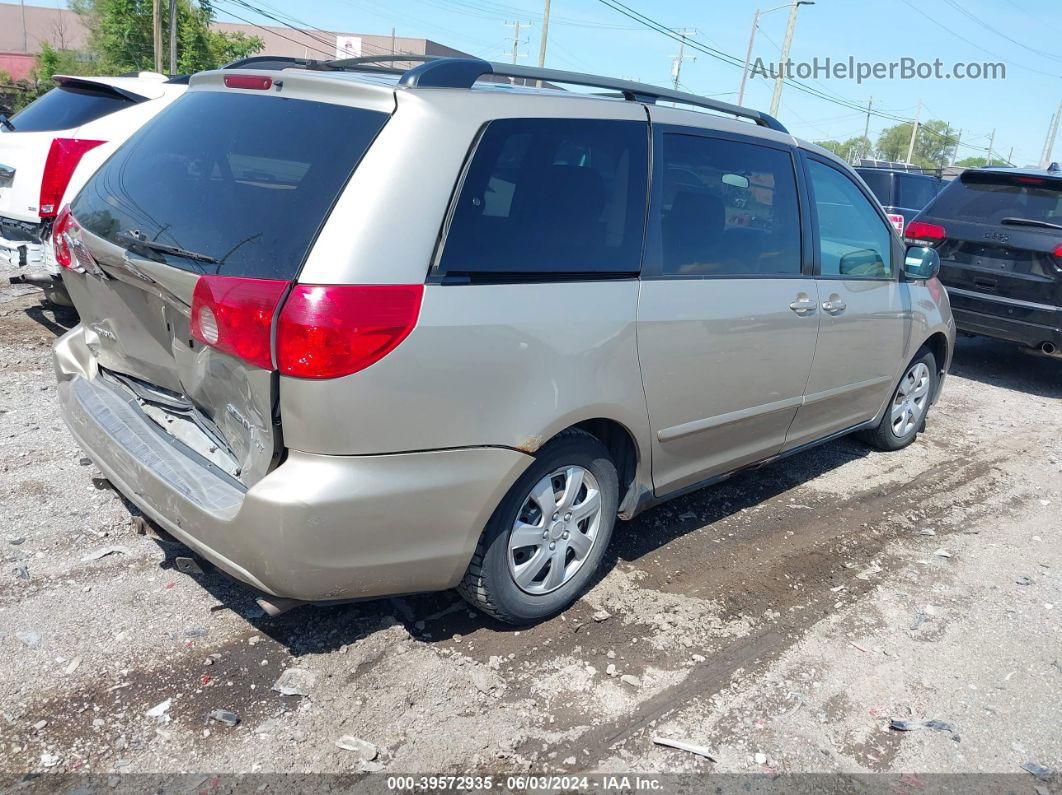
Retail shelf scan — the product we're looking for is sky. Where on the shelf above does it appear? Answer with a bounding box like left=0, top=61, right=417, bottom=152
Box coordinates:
left=162, top=0, right=1062, bottom=165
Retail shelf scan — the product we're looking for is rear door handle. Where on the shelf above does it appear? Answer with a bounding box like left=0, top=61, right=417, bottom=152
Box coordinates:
left=822, top=298, right=847, bottom=314
left=789, top=296, right=817, bottom=314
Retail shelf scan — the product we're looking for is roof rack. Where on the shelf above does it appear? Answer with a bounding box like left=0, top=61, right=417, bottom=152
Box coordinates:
left=398, top=58, right=788, bottom=133
left=224, top=55, right=321, bottom=70
left=311, top=54, right=439, bottom=74
left=279, top=54, right=786, bottom=133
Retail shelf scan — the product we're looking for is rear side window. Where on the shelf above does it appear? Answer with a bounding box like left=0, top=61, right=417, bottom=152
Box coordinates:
left=895, top=174, right=939, bottom=211
left=926, top=172, right=1062, bottom=225
left=659, top=133, right=802, bottom=276
left=72, top=91, right=388, bottom=280
left=9, top=84, right=139, bottom=132
left=808, top=160, right=893, bottom=278
left=437, top=118, right=648, bottom=277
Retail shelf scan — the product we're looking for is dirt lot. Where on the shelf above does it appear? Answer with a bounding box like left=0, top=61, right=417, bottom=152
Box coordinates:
left=1, top=281, right=1060, bottom=780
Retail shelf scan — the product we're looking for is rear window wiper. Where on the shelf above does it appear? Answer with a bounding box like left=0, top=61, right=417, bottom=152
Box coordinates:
left=1000, top=217, right=1062, bottom=231
left=0, top=115, right=14, bottom=131
left=120, top=230, right=221, bottom=264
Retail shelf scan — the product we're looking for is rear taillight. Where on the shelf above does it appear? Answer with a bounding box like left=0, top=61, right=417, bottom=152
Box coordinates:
left=1054, top=244, right=1062, bottom=259
left=886, top=213, right=905, bottom=235
left=905, top=221, right=946, bottom=246
left=276, top=285, right=423, bottom=379
left=189, top=278, right=423, bottom=376
left=39, top=138, right=105, bottom=217
left=52, top=205, right=74, bottom=268
left=189, top=275, right=288, bottom=370
left=223, top=75, right=272, bottom=90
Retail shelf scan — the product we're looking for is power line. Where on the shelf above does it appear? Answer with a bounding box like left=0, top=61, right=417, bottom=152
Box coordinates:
left=940, top=0, right=1062, bottom=64
left=595, top=0, right=1003, bottom=158
left=897, top=0, right=1061, bottom=78
left=211, top=1, right=336, bottom=59
left=1000, top=0, right=1062, bottom=37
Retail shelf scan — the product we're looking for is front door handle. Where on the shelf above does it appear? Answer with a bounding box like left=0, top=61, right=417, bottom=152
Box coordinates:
left=789, top=295, right=817, bottom=314
left=822, top=296, right=847, bottom=314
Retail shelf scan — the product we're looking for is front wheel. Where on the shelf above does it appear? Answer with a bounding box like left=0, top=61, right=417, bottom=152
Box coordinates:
left=458, top=429, right=618, bottom=624
left=859, top=347, right=938, bottom=451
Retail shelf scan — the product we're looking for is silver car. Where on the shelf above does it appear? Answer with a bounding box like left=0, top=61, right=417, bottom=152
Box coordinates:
left=51, top=57, right=954, bottom=624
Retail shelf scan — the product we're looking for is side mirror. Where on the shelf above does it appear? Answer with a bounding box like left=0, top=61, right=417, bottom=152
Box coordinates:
left=903, top=245, right=940, bottom=281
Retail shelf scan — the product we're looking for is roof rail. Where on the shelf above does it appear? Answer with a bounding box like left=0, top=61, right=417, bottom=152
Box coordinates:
left=313, top=54, right=440, bottom=74
left=398, top=58, right=788, bottom=133
left=224, top=55, right=320, bottom=71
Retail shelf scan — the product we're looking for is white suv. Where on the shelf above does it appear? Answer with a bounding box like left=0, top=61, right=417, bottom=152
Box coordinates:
left=1, top=71, right=186, bottom=302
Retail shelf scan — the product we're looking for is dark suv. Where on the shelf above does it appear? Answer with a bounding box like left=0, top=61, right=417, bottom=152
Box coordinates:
left=856, top=164, right=943, bottom=235
left=906, top=166, right=1062, bottom=357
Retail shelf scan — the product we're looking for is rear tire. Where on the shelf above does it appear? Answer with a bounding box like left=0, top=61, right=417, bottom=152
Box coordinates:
left=859, top=347, right=937, bottom=451
left=458, top=429, right=618, bottom=625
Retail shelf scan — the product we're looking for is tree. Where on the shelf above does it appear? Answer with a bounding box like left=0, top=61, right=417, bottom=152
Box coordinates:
left=954, top=156, right=1009, bottom=168
left=0, top=43, right=91, bottom=114
left=812, top=135, right=873, bottom=162
left=70, top=0, right=262, bottom=75
left=876, top=119, right=958, bottom=168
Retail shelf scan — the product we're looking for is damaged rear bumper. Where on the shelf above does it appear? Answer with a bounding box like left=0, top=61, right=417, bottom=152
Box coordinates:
left=54, top=325, right=533, bottom=602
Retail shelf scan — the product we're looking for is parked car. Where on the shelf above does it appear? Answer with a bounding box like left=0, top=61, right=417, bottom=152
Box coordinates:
left=2, top=57, right=309, bottom=305
left=1, top=71, right=187, bottom=303
left=855, top=163, right=944, bottom=235
left=906, top=165, right=1062, bottom=358
left=51, top=57, right=954, bottom=623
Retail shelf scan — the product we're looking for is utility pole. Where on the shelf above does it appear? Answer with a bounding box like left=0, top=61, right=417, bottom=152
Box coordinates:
left=504, top=20, right=530, bottom=84
left=1007, top=146, right=1014, bottom=166
left=905, top=101, right=921, bottom=164
left=769, top=0, right=810, bottom=117
left=152, top=0, right=163, bottom=73
left=987, top=128, right=996, bottom=165
left=535, top=0, right=551, bottom=88
left=862, top=96, right=873, bottom=160
left=505, top=20, right=530, bottom=64
left=19, top=0, right=27, bottom=53
left=537, top=0, right=551, bottom=68
left=168, top=0, right=177, bottom=74
left=390, top=27, right=396, bottom=54
left=670, top=29, right=696, bottom=91
left=941, top=122, right=951, bottom=168
left=1040, top=100, right=1062, bottom=168
left=950, top=129, right=962, bottom=166
left=737, top=9, right=761, bottom=106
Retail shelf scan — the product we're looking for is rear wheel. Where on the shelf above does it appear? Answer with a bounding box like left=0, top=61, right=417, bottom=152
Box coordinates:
left=859, top=347, right=937, bottom=451
left=458, top=429, right=618, bottom=624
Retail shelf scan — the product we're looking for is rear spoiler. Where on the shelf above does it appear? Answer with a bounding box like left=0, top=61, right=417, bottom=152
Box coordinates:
left=52, top=75, right=151, bottom=103
left=961, top=170, right=1062, bottom=188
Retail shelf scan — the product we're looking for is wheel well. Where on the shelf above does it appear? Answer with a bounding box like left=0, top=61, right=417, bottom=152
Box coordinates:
left=923, top=332, right=949, bottom=373
left=569, top=418, right=638, bottom=512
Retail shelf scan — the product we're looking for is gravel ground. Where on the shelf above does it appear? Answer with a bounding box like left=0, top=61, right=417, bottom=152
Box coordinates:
left=0, top=280, right=1060, bottom=781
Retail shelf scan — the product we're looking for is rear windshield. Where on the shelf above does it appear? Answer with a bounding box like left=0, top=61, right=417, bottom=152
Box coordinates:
left=72, top=90, right=388, bottom=280
left=925, top=172, right=1062, bottom=225
left=9, top=84, right=139, bottom=132
left=895, top=174, right=939, bottom=211
left=856, top=170, right=891, bottom=206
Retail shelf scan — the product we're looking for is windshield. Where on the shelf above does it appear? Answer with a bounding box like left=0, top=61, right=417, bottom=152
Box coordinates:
left=926, top=173, right=1062, bottom=225
left=10, top=84, right=138, bottom=132
left=71, top=90, right=389, bottom=280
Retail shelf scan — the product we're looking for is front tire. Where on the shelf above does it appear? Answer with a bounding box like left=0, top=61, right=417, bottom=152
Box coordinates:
left=458, top=429, right=618, bottom=625
left=859, top=347, right=938, bottom=451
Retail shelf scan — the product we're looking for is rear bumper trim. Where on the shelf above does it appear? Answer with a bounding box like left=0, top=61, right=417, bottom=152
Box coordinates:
left=54, top=325, right=534, bottom=602
left=946, top=285, right=1061, bottom=314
